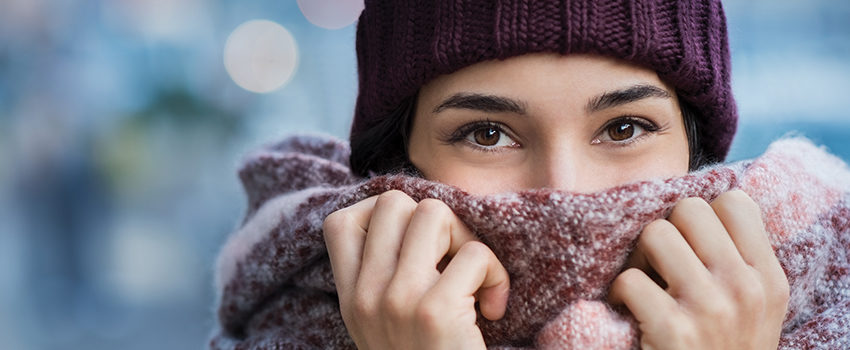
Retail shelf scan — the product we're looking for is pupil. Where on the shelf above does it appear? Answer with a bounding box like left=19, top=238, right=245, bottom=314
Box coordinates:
left=609, top=123, right=634, bottom=141
left=474, top=128, right=500, bottom=146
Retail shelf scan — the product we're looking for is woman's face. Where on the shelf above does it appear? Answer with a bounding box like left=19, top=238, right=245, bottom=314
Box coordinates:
left=408, top=53, right=690, bottom=195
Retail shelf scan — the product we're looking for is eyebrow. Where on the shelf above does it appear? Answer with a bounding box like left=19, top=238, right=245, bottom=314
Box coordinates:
left=432, top=93, right=528, bottom=115
left=585, top=84, right=671, bottom=113
left=431, top=84, right=671, bottom=116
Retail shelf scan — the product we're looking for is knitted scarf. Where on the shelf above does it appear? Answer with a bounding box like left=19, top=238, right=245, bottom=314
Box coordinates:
left=209, top=135, right=850, bottom=349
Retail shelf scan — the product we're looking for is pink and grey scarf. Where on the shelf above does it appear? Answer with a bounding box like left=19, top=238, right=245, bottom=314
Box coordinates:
left=209, top=135, right=850, bottom=349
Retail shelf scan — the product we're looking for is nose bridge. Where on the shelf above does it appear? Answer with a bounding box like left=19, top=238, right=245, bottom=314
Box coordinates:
left=537, top=143, right=580, bottom=191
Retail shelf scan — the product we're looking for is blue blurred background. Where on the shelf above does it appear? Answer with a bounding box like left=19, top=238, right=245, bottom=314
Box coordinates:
left=0, top=1, right=848, bottom=349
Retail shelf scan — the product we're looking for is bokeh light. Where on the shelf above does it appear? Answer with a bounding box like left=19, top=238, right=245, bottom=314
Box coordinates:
left=102, top=0, right=210, bottom=43
left=297, top=0, right=363, bottom=30
left=224, top=19, right=298, bottom=93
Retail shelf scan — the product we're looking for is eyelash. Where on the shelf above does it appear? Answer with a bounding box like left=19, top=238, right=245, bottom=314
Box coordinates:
left=594, top=116, right=661, bottom=146
left=443, top=116, right=662, bottom=152
left=443, top=120, right=518, bottom=152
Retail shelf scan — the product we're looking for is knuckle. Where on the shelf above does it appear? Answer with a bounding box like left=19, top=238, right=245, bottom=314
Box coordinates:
left=668, top=197, right=711, bottom=223
left=458, top=240, right=491, bottom=259
left=414, top=297, right=444, bottom=332
left=718, top=189, right=755, bottom=206
left=673, top=197, right=712, bottom=215
left=381, top=289, right=411, bottom=321
left=640, top=220, right=677, bottom=245
left=642, top=219, right=676, bottom=234
left=670, top=198, right=709, bottom=223
left=651, top=313, right=696, bottom=344
left=351, top=291, right=378, bottom=320
left=376, top=190, right=414, bottom=207
left=612, top=268, right=645, bottom=291
left=415, top=198, right=452, bottom=217
left=739, top=282, right=765, bottom=304
left=701, top=297, right=735, bottom=322
left=322, top=209, right=350, bottom=236
left=713, top=190, right=761, bottom=216
left=675, top=323, right=700, bottom=348
left=732, top=279, right=767, bottom=312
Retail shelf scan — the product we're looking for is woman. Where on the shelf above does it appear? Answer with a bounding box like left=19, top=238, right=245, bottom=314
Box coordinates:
left=210, top=0, right=850, bottom=349
left=322, top=0, right=788, bottom=349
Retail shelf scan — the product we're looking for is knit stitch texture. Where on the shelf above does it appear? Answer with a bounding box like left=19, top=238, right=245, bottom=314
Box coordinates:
left=210, top=135, right=850, bottom=349
left=352, top=0, right=737, bottom=162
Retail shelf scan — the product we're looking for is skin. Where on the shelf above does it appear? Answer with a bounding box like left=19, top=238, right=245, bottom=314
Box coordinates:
left=323, top=53, right=789, bottom=349
left=408, top=53, right=689, bottom=194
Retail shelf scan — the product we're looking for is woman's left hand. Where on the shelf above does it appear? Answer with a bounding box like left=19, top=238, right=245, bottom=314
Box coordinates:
left=608, top=190, right=790, bottom=349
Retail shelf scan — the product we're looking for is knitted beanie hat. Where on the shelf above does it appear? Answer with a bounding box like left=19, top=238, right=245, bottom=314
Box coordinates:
left=351, top=0, right=737, bottom=167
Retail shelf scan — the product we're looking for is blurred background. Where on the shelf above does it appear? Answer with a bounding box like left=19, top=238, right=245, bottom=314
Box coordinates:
left=0, top=0, right=848, bottom=349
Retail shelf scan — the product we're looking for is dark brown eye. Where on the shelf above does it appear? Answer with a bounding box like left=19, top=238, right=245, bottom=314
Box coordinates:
left=473, top=127, right=500, bottom=146
left=607, top=122, right=635, bottom=141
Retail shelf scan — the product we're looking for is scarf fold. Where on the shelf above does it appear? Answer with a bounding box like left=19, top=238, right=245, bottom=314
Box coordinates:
left=209, top=135, right=850, bottom=349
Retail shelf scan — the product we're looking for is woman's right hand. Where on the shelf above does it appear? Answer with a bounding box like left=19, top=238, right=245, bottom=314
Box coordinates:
left=323, top=190, right=511, bottom=350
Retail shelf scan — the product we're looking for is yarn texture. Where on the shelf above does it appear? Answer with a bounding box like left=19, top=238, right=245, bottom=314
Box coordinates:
left=210, top=135, right=850, bottom=349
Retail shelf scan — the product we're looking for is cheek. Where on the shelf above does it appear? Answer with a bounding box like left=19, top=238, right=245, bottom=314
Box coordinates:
left=574, top=136, right=690, bottom=192
left=609, top=139, right=690, bottom=183
left=627, top=152, right=689, bottom=181
left=420, top=161, right=529, bottom=195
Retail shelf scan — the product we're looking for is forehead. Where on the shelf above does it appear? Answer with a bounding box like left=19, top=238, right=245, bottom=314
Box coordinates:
left=419, top=53, right=671, bottom=106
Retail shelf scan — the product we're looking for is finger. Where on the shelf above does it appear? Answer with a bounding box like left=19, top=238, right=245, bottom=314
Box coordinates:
left=426, top=241, right=510, bottom=321
left=710, top=190, right=778, bottom=272
left=608, top=267, right=678, bottom=324
left=713, top=191, right=791, bottom=322
left=634, top=219, right=710, bottom=295
left=667, top=197, right=746, bottom=271
left=323, top=195, right=380, bottom=296
left=623, top=249, right=666, bottom=289
left=385, top=199, right=478, bottom=308
left=358, top=191, right=417, bottom=292
left=395, top=198, right=478, bottom=277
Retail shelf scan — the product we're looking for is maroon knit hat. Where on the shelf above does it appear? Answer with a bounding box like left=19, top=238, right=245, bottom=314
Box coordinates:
left=351, top=0, right=737, bottom=164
